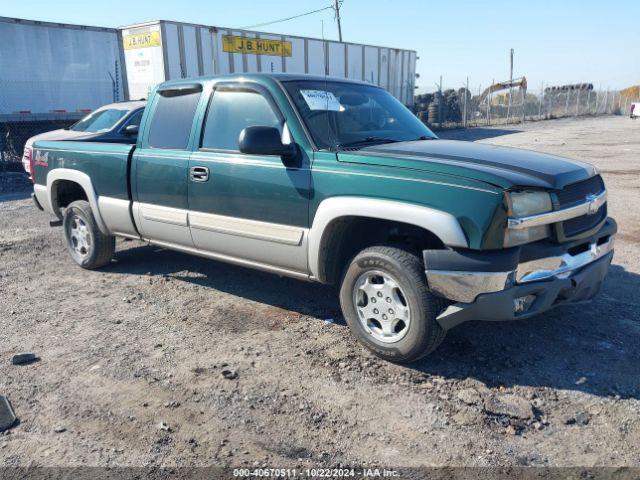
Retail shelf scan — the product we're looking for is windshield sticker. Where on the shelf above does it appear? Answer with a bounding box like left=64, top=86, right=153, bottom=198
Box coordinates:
left=300, top=90, right=342, bottom=111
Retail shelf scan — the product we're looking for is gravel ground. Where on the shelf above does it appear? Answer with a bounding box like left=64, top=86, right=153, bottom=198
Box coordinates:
left=0, top=115, right=638, bottom=469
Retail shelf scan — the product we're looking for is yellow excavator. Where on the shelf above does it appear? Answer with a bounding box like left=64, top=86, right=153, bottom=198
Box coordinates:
left=476, top=76, right=528, bottom=106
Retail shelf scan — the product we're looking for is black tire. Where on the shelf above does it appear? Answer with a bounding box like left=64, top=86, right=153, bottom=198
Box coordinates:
left=339, top=245, right=449, bottom=363
left=63, top=200, right=115, bottom=269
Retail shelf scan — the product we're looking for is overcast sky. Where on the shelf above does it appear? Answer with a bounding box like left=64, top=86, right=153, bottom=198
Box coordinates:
left=4, top=0, right=639, bottom=92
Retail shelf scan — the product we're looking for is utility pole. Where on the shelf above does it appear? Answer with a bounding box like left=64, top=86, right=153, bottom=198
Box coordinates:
left=538, top=81, right=543, bottom=119
left=438, top=75, right=443, bottom=129
left=488, top=78, right=494, bottom=126
left=521, top=86, right=525, bottom=124
left=463, top=76, right=469, bottom=128
left=333, top=0, right=343, bottom=42
left=506, top=48, right=514, bottom=124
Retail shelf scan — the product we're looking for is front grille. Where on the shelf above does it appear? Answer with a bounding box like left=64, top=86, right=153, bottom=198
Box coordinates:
left=562, top=204, right=607, bottom=237
left=556, top=175, right=604, bottom=208
left=556, top=175, right=606, bottom=238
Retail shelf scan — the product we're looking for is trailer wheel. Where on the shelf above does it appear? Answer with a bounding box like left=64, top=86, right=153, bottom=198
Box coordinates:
left=63, top=200, right=115, bottom=269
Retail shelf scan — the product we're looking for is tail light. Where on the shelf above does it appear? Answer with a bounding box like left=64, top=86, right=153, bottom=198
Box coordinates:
left=24, top=146, right=34, bottom=183
left=632, top=104, right=636, bottom=114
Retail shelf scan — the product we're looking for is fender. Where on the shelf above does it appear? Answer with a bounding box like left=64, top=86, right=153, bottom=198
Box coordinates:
left=307, top=197, right=469, bottom=279
left=45, top=169, right=110, bottom=235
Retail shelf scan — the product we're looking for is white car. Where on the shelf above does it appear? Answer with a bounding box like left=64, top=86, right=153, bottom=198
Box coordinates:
left=22, top=100, right=145, bottom=178
left=631, top=102, right=639, bottom=119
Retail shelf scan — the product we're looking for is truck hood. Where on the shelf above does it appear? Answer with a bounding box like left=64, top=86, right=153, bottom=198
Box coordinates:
left=339, top=139, right=596, bottom=190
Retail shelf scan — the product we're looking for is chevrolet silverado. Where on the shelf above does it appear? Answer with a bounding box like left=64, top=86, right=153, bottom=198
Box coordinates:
left=29, top=74, right=616, bottom=362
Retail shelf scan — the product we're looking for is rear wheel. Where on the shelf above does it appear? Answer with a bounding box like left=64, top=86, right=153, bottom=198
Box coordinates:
left=63, top=200, right=115, bottom=269
left=339, top=245, right=449, bottom=363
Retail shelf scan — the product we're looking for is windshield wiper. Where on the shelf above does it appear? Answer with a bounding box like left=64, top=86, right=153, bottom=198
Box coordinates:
left=412, top=135, right=436, bottom=141
left=336, top=137, right=402, bottom=150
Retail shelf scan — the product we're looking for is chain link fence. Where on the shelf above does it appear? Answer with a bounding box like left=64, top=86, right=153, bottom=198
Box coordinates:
left=1, top=78, right=637, bottom=177
left=0, top=117, right=75, bottom=194
left=0, top=119, right=77, bottom=166
left=0, top=79, right=122, bottom=176
left=413, top=79, right=638, bottom=130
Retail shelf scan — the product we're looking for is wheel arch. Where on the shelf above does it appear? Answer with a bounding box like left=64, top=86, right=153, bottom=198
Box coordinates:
left=308, top=197, right=468, bottom=282
left=46, top=169, right=109, bottom=234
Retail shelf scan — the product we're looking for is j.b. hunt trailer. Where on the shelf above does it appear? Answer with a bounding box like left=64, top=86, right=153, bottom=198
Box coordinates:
left=0, top=16, right=417, bottom=118
left=121, top=20, right=417, bottom=106
left=0, top=16, right=126, bottom=120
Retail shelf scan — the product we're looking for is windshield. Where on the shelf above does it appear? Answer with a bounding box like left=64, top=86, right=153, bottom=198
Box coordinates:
left=70, top=108, right=130, bottom=133
left=283, top=80, right=436, bottom=150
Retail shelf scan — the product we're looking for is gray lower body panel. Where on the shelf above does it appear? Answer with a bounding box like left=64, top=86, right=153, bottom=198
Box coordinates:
left=435, top=252, right=613, bottom=330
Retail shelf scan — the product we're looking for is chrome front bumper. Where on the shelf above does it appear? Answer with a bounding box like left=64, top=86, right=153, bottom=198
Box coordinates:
left=424, top=218, right=616, bottom=329
left=516, top=236, right=613, bottom=283
left=427, top=235, right=614, bottom=304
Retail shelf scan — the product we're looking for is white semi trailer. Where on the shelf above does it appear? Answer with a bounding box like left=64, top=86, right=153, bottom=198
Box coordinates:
left=0, top=16, right=417, bottom=117
left=120, top=20, right=417, bottom=105
left=0, top=16, right=126, bottom=120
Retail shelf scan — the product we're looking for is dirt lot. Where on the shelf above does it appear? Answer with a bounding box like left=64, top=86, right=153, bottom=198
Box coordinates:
left=1, top=115, right=639, bottom=469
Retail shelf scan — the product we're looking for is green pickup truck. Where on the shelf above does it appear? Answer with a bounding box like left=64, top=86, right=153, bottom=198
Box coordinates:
left=30, top=73, right=616, bottom=362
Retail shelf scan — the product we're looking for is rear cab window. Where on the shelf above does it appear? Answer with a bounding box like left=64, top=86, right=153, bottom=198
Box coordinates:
left=147, top=85, right=203, bottom=149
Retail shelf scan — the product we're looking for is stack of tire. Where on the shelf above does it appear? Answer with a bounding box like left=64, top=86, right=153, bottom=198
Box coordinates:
left=414, top=89, right=468, bottom=127
left=430, top=91, right=443, bottom=124
left=417, top=110, right=430, bottom=123
left=443, top=89, right=462, bottom=123
left=414, top=93, right=433, bottom=113
left=428, top=103, right=439, bottom=124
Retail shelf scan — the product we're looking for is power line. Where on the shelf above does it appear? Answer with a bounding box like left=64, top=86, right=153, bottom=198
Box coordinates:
left=240, top=5, right=335, bottom=30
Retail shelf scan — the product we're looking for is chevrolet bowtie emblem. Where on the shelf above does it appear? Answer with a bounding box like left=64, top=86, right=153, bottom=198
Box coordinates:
left=586, top=194, right=599, bottom=215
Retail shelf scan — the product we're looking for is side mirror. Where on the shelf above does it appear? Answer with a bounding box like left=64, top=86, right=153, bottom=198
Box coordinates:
left=239, top=126, right=296, bottom=160
left=124, top=124, right=139, bottom=135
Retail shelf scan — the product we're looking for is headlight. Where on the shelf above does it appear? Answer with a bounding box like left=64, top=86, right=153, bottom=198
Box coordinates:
left=504, top=191, right=553, bottom=247
left=507, top=191, right=552, bottom=217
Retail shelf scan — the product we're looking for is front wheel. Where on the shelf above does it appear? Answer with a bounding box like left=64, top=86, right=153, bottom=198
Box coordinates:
left=339, top=245, right=449, bottom=363
left=63, top=200, right=115, bottom=269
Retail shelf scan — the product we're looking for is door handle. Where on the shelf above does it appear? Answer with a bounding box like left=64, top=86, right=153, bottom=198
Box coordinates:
left=190, top=166, right=209, bottom=182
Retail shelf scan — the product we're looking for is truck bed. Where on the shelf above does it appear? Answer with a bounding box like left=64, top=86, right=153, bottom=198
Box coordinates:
left=31, top=140, right=135, bottom=201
